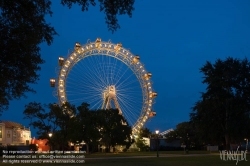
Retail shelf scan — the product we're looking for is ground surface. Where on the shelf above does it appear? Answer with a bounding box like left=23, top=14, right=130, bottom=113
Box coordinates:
left=0, top=151, right=249, bottom=166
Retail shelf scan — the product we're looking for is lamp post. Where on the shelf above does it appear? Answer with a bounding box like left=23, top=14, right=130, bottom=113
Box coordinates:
left=48, top=133, right=53, bottom=151
left=244, top=138, right=248, bottom=151
left=155, top=130, right=159, bottom=157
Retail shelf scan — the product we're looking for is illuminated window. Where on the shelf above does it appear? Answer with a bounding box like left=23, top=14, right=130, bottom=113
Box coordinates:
left=7, top=131, right=10, bottom=138
left=0, top=126, right=2, bottom=138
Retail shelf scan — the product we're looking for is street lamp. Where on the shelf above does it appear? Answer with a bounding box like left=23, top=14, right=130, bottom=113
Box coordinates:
left=155, top=130, right=159, bottom=157
left=48, top=133, right=53, bottom=151
left=244, top=138, right=248, bottom=151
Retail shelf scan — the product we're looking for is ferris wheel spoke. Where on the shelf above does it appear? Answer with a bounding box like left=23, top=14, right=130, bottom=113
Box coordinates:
left=116, top=95, right=140, bottom=122
left=92, top=55, right=108, bottom=86
left=72, top=59, right=101, bottom=84
left=68, top=93, right=102, bottom=106
left=89, top=98, right=103, bottom=110
left=118, top=97, right=142, bottom=115
left=66, top=81, right=103, bottom=97
left=113, top=64, right=131, bottom=86
left=100, top=55, right=110, bottom=85
left=67, top=79, right=103, bottom=92
left=66, top=86, right=102, bottom=97
left=117, top=95, right=142, bottom=112
left=66, top=90, right=101, bottom=98
left=109, top=57, right=119, bottom=84
left=117, top=91, right=142, bottom=100
left=105, top=55, right=113, bottom=84
left=99, top=55, right=113, bottom=86
left=115, top=71, right=139, bottom=90
left=68, top=61, right=106, bottom=90
left=81, top=56, right=107, bottom=87
left=119, top=104, right=134, bottom=126
left=117, top=92, right=142, bottom=103
left=117, top=89, right=141, bottom=96
left=68, top=97, right=101, bottom=106
left=112, top=63, right=126, bottom=85
left=111, top=56, right=130, bottom=85
left=116, top=80, right=141, bottom=92
left=66, top=77, right=101, bottom=91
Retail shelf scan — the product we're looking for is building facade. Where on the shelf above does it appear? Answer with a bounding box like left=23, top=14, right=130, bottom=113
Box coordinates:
left=0, top=120, right=31, bottom=146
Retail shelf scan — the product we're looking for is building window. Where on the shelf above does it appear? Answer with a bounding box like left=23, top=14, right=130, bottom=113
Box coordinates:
left=0, top=126, right=2, bottom=138
left=7, top=131, right=10, bottom=138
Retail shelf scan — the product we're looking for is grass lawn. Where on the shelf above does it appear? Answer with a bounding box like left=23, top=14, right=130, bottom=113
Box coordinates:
left=1, top=151, right=249, bottom=166
left=84, top=150, right=212, bottom=158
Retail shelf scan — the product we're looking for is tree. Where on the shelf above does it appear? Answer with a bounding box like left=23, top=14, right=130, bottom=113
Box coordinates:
left=97, top=108, right=133, bottom=152
left=23, top=102, right=57, bottom=139
left=61, top=0, right=135, bottom=32
left=135, top=137, right=149, bottom=151
left=165, top=122, right=198, bottom=150
left=24, top=101, right=133, bottom=153
left=0, top=0, right=135, bottom=114
left=0, top=0, right=56, bottom=113
left=52, top=102, right=77, bottom=151
left=23, top=101, right=76, bottom=151
left=134, top=128, right=151, bottom=151
left=138, top=127, right=152, bottom=138
left=191, top=57, right=250, bottom=150
left=70, top=102, right=101, bottom=153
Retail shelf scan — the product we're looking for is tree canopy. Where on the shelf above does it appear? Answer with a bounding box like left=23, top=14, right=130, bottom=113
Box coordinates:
left=135, top=128, right=151, bottom=151
left=190, top=57, right=250, bottom=149
left=0, top=0, right=56, bottom=113
left=61, top=0, right=135, bottom=32
left=165, top=122, right=197, bottom=149
left=0, top=0, right=135, bottom=114
left=23, top=101, right=133, bottom=153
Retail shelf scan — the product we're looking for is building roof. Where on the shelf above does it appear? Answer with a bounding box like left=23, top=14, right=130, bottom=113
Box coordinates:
left=0, top=120, right=25, bottom=129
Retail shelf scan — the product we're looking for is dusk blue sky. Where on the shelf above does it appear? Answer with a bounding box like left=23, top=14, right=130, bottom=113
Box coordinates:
left=1, top=0, right=250, bottom=137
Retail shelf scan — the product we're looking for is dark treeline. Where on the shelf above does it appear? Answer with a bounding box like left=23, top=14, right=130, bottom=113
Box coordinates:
left=23, top=102, right=133, bottom=153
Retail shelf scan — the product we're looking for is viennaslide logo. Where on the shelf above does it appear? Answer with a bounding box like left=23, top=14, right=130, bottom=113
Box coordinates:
left=219, top=147, right=248, bottom=165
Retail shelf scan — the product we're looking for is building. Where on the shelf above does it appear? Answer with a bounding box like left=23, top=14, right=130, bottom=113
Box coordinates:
left=0, top=120, right=31, bottom=146
left=150, top=138, right=181, bottom=151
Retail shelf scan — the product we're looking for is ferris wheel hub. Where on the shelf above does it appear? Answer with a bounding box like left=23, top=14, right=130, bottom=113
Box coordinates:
left=102, top=85, right=122, bottom=114
left=103, top=85, right=116, bottom=99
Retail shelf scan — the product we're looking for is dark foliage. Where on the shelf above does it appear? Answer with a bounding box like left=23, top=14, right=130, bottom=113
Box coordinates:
left=61, top=0, right=135, bottom=32
left=191, top=57, right=250, bottom=149
left=0, top=0, right=57, bottom=113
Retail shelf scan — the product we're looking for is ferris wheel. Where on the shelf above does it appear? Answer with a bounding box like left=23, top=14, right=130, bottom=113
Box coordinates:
left=50, top=38, right=157, bottom=135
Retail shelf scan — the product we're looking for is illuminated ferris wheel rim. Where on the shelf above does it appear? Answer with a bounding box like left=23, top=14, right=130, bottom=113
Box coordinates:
left=51, top=38, right=157, bottom=134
